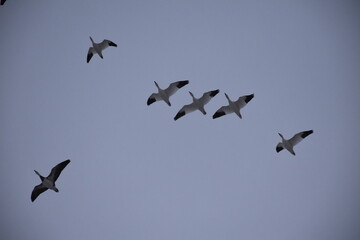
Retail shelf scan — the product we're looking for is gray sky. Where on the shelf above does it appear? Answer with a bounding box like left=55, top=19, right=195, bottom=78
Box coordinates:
left=1, top=1, right=360, bottom=239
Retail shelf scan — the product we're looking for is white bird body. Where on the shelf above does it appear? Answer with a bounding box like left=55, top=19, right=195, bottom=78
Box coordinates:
left=228, top=99, right=241, bottom=118
left=276, top=130, right=313, bottom=156
left=91, top=39, right=104, bottom=58
left=174, top=89, right=219, bottom=120
left=31, top=159, right=70, bottom=202
left=41, top=177, right=58, bottom=191
left=87, top=37, right=117, bottom=63
left=147, top=80, right=189, bottom=106
left=213, top=93, right=254, bottom=119
left=157, top=88, right=171, bottom=106
left=279, top=137, right=295, bottom=155
left=192, top=97, right=207, bottom=115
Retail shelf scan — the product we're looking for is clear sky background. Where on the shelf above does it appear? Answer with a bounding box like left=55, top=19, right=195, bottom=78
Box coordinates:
left=1, top=1, right=360, bottom=239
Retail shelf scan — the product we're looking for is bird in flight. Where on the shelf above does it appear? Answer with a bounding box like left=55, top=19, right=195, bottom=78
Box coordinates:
left=174, top=89, right=219, bottom=120
left=31, top=159, right=71, bottom=202
left=213, top=93, right=254, bottom=119
left=147, top=80, right=189, bottom=106
left=87, top=37, right=117, bottom=63
left=276, top=130, right=313, bottom=155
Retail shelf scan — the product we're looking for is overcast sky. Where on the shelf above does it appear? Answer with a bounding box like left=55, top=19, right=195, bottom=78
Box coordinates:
left=1, top=1, right=360, bottom=240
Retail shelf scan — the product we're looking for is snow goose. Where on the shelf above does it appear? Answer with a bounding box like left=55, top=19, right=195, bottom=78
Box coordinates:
left=1, top=0, right=6, bottom=5
left=174, top=89, right=219, bottom=120
left=213, top=93, right=254, bottom=119
left=31, top=159, right=70, bottom=202
left=276, top=130, right=313, bottom=156
left=87, top=37, right=117, bottom=63
left=147, top=80, right=189, bottom=106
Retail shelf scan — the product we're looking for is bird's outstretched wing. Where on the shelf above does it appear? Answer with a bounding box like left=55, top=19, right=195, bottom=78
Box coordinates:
left=47, top=159, right=71, bottom=182
left=212, top=105, right=232, bottom=119
left=199, top=89, right=219, bottom=105
left=235, top=94, right=254, bottom=109
left=289, top=130, right=313, bottom=146
left=87, top=47, right=94, bottom=63
left=147, top=93, right=161, bottom=105
left=174, top=103, right=197, bottom=120
left=276, top=142, right=284, bottom=152
left=99, top=39, right=117, bottom=50
left=164, top=80, right=189, bottom=96
left=31, top=183, right=48, bottom=202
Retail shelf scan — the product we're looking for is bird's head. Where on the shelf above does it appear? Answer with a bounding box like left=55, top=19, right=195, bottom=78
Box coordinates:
left=34, top=170, right=44, bottom=181
left=224, top=93, right=231, bottom=101
left=154, top=81, right=160, bottom=89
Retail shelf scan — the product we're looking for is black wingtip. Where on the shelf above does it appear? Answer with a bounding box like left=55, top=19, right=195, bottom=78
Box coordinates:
left=210, top=89, right=220, bottom=97
left=86, top=53, right=93, bottom=63
left=109, top=41, right=117, bottom=47
left=147, top=97, right=156, bottom=106
left=174, top=111, right=185, bottom=121
left=245, top=94, right=254, bottom=103
left=301, top=130, right=313, bottom=138
left=212, top=111, right=225, bottom=119
left=276, top=146, right=283, bottom=153
left=177, top=80, right=189, bottom=89
left=60, top=159, right=71, bottom=167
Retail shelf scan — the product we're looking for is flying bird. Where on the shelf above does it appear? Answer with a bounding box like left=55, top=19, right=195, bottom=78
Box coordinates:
left=276, top=130, right=313, bottom=155
left=174, top=89, right=219, bottom=120
left=87, top=37, right=117, bottom=63
left=31, top=159, right=71, bottom=202
left=1, top=0, right=6, bottom=5
left=147, top=80, right=189, bottom=106
left=213, top=93, right=254, bottom=119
